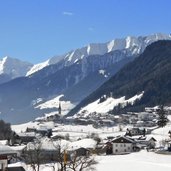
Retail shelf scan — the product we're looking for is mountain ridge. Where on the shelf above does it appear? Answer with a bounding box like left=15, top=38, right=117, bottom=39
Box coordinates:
left=68, top=40, right=171, bottom=116
left=26, top=33, right=171, bottom=76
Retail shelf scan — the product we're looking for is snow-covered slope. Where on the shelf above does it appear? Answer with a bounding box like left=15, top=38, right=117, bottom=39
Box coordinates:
left=76, top=92, right=144, bottom=115
left=26, top=60, right=49, bottom=76
left=26, top=33, right=171, bottom=76
left=0, top=56, right=33, bottom=79
left=35, top=94, right=75, bottom=115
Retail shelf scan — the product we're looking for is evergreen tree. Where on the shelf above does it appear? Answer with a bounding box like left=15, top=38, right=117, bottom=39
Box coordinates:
left=157, top=105, right=168, bottom=127
left=0, top=120, right=12, bottom=140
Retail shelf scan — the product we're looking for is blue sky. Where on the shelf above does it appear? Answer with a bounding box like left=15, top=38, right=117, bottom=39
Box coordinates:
left=0, top=0, right=171, bottom=64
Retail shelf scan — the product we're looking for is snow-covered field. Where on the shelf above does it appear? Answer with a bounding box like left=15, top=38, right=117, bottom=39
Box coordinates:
left=96, top=150, right=171, bottom=171
left=9, top=150, right=171, bottom=171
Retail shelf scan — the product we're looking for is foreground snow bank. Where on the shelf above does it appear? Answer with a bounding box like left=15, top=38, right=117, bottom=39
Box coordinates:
left=96, top=150, right=171, bottom=171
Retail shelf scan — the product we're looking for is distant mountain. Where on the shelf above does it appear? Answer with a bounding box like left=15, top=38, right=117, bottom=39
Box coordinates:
left=0, top=56, right=32, bottom=84
left=68, top=40, right=171, bottom=116
left=26, top=33, right=171, bottom=76
left=0, top=33, right=171, bottom=123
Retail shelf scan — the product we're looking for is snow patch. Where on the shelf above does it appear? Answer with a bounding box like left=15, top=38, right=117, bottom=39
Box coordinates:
left=67, top=51, right=75, bottom=62
left=98, top=69, right=109, bottom=78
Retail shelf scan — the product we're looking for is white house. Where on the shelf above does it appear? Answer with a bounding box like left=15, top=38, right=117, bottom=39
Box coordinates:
left=0, top=143, right=16, bottom=171
left=111, top=136, right=136, bottom=154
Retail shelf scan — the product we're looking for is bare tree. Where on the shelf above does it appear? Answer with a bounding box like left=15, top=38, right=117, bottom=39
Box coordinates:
left=67, top=152, right=97, bottom=171
left=23, top=139, right=43, bottom=171
left=51, top=140, right=97, bottom=171
left=23, top=138, right=98, bottom=171
left=51, top=140, right=69, bottom=171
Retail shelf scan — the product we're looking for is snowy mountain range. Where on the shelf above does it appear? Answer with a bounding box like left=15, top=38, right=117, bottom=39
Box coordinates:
left=0, top=33, right=171, bottom=123
left=26, top=33, right=171, bottom=76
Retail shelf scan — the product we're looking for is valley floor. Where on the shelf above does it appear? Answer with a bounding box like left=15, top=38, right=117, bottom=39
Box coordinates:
left=10, top=116, right=171, bottom=171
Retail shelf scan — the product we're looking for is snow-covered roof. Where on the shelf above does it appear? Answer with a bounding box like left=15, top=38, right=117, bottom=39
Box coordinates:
left=112, top=136, right=135, bottom=143
left=17, top=132, right=36, bottom=137
left=0, top=143, right=16, bottom=155
left=69, top=138, right=97, bottom=150
left=10, top=145, right=26, bottom=151
left=0, top=140, right=8, bottom=145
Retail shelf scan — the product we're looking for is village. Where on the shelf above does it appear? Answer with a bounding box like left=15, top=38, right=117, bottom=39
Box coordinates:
left=0, top=106, right=171, bottom=171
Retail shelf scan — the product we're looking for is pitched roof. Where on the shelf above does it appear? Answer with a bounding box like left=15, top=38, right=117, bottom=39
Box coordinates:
left=7, top=167, right=26, bottom=171
left=112, top=136, right=135, bottom=143
left=0, top=143, right=16, bottom=155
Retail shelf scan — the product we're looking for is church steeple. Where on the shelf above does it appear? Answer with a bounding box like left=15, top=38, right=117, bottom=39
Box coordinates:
left=58, top=102, right=61, bottom=115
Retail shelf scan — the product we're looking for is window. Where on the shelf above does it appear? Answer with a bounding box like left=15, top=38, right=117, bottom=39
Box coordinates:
left=124, top=144, right=126, bottom=147
left=115, top=149, right=118, bottom=152
left=124, top=149, right=127, bottom=152
left=120, top=144, right=122, bottom=147
left=116, top=144, right=118, bottom=147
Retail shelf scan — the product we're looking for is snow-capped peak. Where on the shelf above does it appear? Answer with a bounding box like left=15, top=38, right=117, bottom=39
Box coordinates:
left=0, top=56, right=33, bottom=78
left=0, top=56, right=8, bottom=74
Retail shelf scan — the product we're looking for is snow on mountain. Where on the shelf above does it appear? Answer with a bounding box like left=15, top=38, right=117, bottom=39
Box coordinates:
left=26, top=60, right=49, bottom=76
left=77, top=92, right=144, bottom=115
left=26, top=33, right=171, bottom=76
left=35, top=94, right=75, bottom=115
left=0, top=56, right=33, bottom=78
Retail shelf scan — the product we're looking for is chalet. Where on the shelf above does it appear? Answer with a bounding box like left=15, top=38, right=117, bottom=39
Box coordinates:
left=36, top=128, right=52, bottom=137
left=106, top=141, right=113, bottom=155
left=10, top=145, right=26, bottom=157
left=126, top=128, right=146, bottom=136
left=135, top=137, right=157, bottom=149
left=51, top=134, right=65, bottom=140
left=137, top=112, right=157, bottom=122
left=74, top=147, right=90, bottom=156
left=0, top=144, right=17, bottom=171
left=7, top=166, right=26, bottom=171
left=46, top=114, right=60, bottom=122
left=168, top=141, right=171, bottom=151
left=26, top=127, right=36, bottom=132
left=111, top=136, right=136, bottom=154
left=9, top=132, right=36, bottom=145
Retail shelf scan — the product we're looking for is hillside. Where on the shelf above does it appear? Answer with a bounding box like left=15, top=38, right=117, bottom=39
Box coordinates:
left=68, top=40, right=171, bottom=115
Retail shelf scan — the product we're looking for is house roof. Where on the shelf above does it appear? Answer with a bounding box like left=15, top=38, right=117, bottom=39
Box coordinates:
left=112, top=136, right=135, bottom=144
left=0, top=143, right=16, bottom=155
left=146, top=137, right=157, bottom=141
left=17, top=132, right=36, bottom=137
left=10, top=145, right=26, bottom=152
left=7, top=167, right=26, bottom=171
